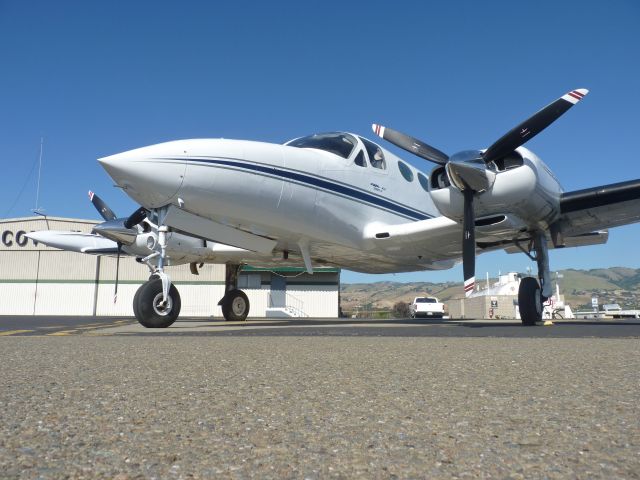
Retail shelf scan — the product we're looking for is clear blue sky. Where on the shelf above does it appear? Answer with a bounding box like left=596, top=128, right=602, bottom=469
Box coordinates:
left=1, top=0, right=639, bottom=283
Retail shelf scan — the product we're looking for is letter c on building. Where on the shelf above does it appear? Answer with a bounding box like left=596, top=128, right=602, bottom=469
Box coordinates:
left=2, top=230, right=13, bottom=247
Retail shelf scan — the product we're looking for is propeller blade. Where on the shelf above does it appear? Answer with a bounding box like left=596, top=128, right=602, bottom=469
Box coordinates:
left=371, top=124, right=449, bottom=165
left=462, top=189, right=476, bottom=298
left=124, top=207, right=148, bottom=229
left=88, top=191, right=117, bottom=221
left=482, top=89, right=589, bottom=164
left=114, top=243, right=121, bottom=303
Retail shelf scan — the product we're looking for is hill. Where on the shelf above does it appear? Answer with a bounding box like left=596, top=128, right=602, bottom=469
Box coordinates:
left=340, top=267, right=640, bottom=314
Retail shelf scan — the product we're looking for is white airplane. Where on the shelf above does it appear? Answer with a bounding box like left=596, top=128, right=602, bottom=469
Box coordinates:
left=57, top=88, right=640, bottom=327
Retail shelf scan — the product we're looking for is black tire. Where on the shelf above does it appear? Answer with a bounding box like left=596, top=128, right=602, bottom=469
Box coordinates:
left=133, top=274, right=159, bottom=318
left=518, top=277, right=542, bottom=326
left=136, top=278, right=181, bottom=328
left=221, top=289, right=250, bottom=321
left=133, top=285, right=143, bottom=319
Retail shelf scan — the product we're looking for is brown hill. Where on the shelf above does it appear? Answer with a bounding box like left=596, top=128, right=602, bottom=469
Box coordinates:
left=341, top=267, right=640, bottom=313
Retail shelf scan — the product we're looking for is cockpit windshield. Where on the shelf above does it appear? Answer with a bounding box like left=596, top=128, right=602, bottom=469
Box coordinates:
left=286, top=132, right=357, bottom=159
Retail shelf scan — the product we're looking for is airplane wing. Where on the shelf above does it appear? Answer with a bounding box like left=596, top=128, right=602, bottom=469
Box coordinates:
left=555, top=179, right=640, bottom=236
left=26, top=231, right=119, bottom=254
left=368, top=178, right=640, bottom=262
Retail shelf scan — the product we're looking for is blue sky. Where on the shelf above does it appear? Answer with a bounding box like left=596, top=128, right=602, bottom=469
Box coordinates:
left=1, top=0, right=639, bottom=283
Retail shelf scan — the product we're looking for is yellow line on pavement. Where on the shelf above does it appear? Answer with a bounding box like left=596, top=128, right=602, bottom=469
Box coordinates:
left=0, top=330, right=34, bottom=336
left=47, top=330, right=78, bottom=336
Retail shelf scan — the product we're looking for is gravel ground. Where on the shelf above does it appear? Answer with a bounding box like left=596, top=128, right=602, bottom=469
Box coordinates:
left=0, top=336, right=638, bottom=479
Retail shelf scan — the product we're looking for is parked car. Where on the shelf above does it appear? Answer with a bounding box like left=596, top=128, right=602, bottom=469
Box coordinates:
left=410, top=297, right=445, bottom=318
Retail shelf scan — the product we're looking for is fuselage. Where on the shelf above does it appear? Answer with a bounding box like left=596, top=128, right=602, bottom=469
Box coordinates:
left=98, top=133, right=564, bottom=273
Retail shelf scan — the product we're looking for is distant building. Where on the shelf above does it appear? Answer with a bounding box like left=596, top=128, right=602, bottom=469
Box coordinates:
left=0, top=216, right=339, bottom=317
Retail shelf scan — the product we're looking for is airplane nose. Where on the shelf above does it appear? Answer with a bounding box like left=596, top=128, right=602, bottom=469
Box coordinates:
left=98, top=150, right=186, bottom=209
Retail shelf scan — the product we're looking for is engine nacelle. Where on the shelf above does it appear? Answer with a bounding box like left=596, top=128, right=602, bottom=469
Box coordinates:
left=429, top=147, right=563, bottom=232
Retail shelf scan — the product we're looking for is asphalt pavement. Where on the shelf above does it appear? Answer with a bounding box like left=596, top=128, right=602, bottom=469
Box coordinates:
left=0, top=316, right=638, bottom=479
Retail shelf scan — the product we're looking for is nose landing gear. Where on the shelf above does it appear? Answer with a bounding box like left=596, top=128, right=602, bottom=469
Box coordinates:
left=133, top=208, right=182, bottom=328
left=134, top=278, right=182, bottom=328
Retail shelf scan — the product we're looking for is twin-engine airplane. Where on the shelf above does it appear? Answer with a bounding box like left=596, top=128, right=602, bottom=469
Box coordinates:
left=34, top=88, right=640, bottom=327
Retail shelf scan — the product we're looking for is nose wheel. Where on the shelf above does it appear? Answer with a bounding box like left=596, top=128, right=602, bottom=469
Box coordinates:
left=133, top=207, right=182, bottom=328
left=134, top=278, right=182, bottom=328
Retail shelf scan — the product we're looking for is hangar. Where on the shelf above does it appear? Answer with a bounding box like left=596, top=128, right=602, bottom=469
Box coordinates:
left=0, top=216, right=340, bottom=318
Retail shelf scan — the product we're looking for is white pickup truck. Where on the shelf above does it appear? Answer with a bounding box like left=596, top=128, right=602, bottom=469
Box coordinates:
left=410, top=297, right=445, bottom=318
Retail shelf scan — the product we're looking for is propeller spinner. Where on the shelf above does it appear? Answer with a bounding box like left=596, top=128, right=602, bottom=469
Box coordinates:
left=373, top=88, right=589, bottom=296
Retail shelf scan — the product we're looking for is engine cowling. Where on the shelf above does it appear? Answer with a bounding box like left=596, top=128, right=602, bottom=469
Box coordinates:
left=429, top=147, right=562, bottom=233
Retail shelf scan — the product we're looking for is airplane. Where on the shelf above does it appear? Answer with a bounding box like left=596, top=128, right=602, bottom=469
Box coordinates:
left=63, top=88, right=640, bottom=327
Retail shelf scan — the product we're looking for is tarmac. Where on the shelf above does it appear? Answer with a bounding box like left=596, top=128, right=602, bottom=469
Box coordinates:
left=0, top=316, right=638, bottom=479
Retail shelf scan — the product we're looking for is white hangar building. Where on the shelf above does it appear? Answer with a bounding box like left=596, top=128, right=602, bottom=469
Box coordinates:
left=0, top=216, right=340, bottom=318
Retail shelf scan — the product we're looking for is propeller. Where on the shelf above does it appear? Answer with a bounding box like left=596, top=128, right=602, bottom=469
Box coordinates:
left=87, top=191, right=147, bottom=245
left=88, top=191, right=149, bottom=302
left=114, top=243, right=121, bottom=303
left=88, top=191, right=117, bottom=221
left=372, top=88, right=589, bottom=296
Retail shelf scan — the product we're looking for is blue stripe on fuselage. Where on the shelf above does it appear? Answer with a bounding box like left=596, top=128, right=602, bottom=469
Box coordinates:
left=171, top=156, right=432, bottom=221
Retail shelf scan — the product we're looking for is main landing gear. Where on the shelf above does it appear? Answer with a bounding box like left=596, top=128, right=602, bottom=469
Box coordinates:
left=517, top=232, right=553, bottom=326
left=217, top=264, right=250, bottom=321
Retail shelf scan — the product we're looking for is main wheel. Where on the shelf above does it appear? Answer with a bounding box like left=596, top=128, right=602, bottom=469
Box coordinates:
left=518, top=277, right=542, bottom=326
left=135, top=278, right=181, bottom=328
left=221, top=289, right=250, bottom=321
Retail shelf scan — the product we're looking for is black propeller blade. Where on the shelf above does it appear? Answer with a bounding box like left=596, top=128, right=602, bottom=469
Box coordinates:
left=88, top=191, right=117, bottom=221
left=482, top=89, right=588, bottom=164
left=124, top=206, right=148, bottom=229
left=462, top=189, right=476, bottom=297
left=113, top=243, right=122, bottom=303
left=371, top=124, right=449, bottom=165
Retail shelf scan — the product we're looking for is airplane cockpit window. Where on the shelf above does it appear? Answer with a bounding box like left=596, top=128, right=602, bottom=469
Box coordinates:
left=360, top=137, right=386, bottom=169
left=353, top=150, right=367, bottom=167
left=286, top=133, right=357, bottom=159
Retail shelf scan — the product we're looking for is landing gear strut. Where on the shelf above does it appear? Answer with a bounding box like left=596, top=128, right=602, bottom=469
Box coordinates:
left=133, top=208, right=182, bottom=328
left=218, top=264, right=250, bottom=321
left=517, top=232, right=552, bottom=326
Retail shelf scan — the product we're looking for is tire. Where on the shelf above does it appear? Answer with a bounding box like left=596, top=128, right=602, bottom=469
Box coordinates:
left=136, top=278, right=181, bottom=328
left=133, top=285, right=143, bottom=319
left=133, top=274, right=159, bottom=319
left=518, top=277, right=542, bottom=326
left=221, top=289, right=250, bottom=321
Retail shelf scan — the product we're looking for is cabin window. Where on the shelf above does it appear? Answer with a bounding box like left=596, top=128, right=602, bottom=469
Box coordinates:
left=353, top=150, right=367, bottom=167
left=397, top=161, right=414, bottom=182
left=361, top=138, right=386, bottom=169
left=286, top=132, right=357, bottom=159
left=417, top=172, right=430, bottom=192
